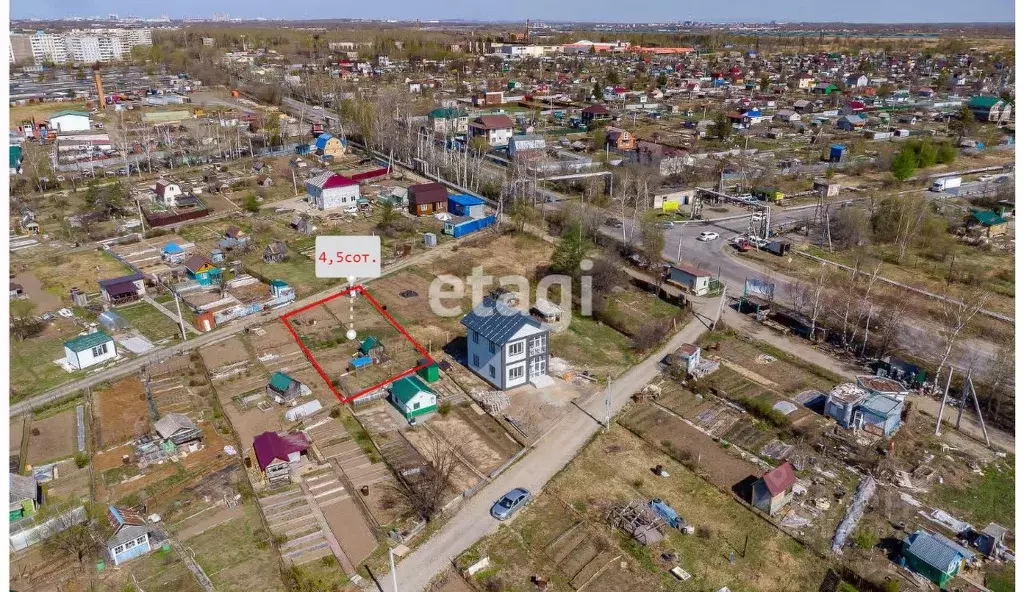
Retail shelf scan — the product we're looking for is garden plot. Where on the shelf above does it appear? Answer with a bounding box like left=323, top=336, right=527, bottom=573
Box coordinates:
left=402, top=426, right=483, bottom=494
left=305, top=419, right=391, bottom=489
left=182, top=503, right=288, bottom=591
left=27, top=248, right=133, bottom=300
left=94, top=377, right=152, bottom=448
left=702, top=336, right=838, bottom=396
left=198, top=336, right=252, bottom=373
left=41, top=458, right=91, bottom=500
left=429, top=404, right=522, bottom=475
left=305, top=418, right=404, bottom=526
left=620, top=403, right=762, bottom=492
left=10, top=272, right=61, bottom=313
left=26, top=410, right=78, bottom=464
left=147, top=372, right=195, bottom=416
left=304, top=467, right=378, bottom=567
left=257, top=487, right=334, bottom=566
left=215, top=376, right=288, bottom=447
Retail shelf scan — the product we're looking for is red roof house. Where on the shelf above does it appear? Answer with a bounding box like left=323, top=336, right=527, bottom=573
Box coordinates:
left=752, top=462, right=797, bottom=515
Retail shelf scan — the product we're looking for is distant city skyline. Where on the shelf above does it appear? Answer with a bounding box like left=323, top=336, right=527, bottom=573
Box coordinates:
left=10, top=0, right=1016, bottom=24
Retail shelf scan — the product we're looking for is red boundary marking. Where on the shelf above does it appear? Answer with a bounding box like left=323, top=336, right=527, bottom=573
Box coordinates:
left=281, top=284, right=434, bottom=404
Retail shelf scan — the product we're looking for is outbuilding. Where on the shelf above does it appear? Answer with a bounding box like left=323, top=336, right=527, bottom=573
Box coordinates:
left=752, top=462, right=797, bottom=515
left=668, top=264, right=713, bottom=296
left=408, top=182, right=449, bottom=216
left=389, top=375, right=438, bottom=419
left=64, top=331, right=116, bottom=370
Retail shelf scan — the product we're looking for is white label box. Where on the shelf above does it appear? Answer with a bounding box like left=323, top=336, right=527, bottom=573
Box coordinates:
left=314, top=236, right=382, bottom=279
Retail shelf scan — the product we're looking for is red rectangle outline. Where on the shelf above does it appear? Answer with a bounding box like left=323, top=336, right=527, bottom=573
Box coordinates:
left=280, top=284, right=434, bottom=404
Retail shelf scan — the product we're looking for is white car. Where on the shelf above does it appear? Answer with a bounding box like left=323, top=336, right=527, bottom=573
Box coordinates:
left=697, top=231, right=719, bottom=241
left=343, top=206, right=359, bottom=215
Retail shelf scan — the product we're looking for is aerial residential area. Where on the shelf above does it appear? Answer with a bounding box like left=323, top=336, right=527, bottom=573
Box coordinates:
left=4, top=8, right=1015, bottom=592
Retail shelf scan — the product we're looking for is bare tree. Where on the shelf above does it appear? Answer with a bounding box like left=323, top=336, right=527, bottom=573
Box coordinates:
left=933, top=286, right=991, bottom=392
left=872, top=290, right=909, bottom=358
left=40, top=500, right=105, bottom=565
left=388, top=435, right=461, bottom=521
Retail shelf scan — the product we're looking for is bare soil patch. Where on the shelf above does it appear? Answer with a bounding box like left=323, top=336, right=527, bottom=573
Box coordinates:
left=94, top=377, right=151, bottom=448
left=26, top=410, right=77, bottom=464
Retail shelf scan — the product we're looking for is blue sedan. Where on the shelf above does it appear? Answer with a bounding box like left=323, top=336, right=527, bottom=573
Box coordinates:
left=490, top=488, right=531, bottom=520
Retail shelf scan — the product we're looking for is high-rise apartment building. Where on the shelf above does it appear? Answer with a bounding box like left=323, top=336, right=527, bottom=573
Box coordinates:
left=11, top=28, right=151, bottom=65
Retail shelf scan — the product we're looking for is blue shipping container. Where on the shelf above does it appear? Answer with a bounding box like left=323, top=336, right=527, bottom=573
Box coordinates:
left=445, top=215, right=495, bottom=238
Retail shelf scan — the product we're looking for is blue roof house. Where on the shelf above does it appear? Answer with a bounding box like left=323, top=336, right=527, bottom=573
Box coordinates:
left=902, top=530, right=975, bottom=587
left=447, top=194, right=486, bottom=219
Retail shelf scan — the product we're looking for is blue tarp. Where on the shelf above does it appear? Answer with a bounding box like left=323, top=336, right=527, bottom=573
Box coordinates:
left=350, top=356, right=373, bottom=370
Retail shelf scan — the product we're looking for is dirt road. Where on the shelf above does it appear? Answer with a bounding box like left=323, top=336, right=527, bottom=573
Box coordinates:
left=386, top=295, right=725, bottom=592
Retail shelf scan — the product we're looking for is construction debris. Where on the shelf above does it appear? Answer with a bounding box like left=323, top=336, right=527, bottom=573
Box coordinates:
left=756, top=354, right=777, bottom=364
left=607, top=499, right=666, bottom=546
left=480, top=391, right=510, bottom=414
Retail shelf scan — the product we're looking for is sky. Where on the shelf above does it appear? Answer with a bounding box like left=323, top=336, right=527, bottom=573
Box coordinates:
left=11, top=0, right=1015, bottom=23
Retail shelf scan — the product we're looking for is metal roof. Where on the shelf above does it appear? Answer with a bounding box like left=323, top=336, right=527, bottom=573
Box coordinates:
left=390, top=375, right=435, bottom=405
left=64, top=331, right=113, bottom=353
left=858, top=395, right=902, bottom=417
left=154, top=413, right=197, bottom=439
left=460, top=297, right=543, bottom=345
left=9, top=473, right=37, bottom=504
left=905, top=530, right=974, bottom=573
left=447, top=193, right=485, bottom=207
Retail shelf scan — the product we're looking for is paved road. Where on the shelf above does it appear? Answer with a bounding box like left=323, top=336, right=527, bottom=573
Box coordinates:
left=10, top=241, right=461, bottom=417
left=596, top=202, right=1006, bottom=380
left=386, top=295, right=725, bottom=592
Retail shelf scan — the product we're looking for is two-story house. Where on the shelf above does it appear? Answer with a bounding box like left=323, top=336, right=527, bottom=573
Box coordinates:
left=460, top=297, right=550, bottom=390
left=427, top=107, right=469, bottom=136
left=469, top=115, right=515, bottom=147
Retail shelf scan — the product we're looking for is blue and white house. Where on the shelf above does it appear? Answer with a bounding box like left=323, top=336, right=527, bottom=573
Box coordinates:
left=460, top=297, right=550, bottom=390
left=105, top=506, right=151, bottom=566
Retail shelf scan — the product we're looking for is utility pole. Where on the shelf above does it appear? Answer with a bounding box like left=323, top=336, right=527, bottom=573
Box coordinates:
left=934, top=367, right=953, bottom=436
left=173, top=293, right=187, bottom=341
left=604, top=376, right=611, bottom=431
left=388, top=547, right=400, bottom=592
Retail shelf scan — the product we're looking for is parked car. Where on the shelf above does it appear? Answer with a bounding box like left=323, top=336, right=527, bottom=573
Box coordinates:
left=343, top=206, right=359, bottom=215
left=604, top=217, right=624, bottom=229
left=697, top=231, right=719, bottom=241
left=658, top=221, right=675, bottom=229
left=490, top=488, right=531, bottom=520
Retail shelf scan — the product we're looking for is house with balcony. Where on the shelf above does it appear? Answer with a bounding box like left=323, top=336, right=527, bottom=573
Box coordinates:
left=469, top=115, right=514, bottom=147
left=460, top=297, right=550, bottom=390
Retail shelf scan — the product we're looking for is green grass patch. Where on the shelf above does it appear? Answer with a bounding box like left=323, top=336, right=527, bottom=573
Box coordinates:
left=116, top=301, right=183, bottom=342
left=10, top=334, right=84, bottom=402
left=929, top=458, right=1015, bottom=527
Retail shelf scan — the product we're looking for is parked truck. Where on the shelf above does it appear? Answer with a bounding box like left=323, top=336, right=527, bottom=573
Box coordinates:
left=930, top=176, right=962, bottom=192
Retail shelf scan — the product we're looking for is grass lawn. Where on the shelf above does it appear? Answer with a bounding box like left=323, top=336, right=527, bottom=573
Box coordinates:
left=927, top=456, right=1014, bottom=527
left=117, top=302, right=184, bottom=342
left=10, top=100, right=89, bottom=124
left=10, top=331, right=83, bottom=402
left=550, top=313, right=635, bottom=378
left=28, top=249, right=135, bottom=302
left=130, top=545, right=205, bottom=592
left=187, top=503, right=288, bottom=591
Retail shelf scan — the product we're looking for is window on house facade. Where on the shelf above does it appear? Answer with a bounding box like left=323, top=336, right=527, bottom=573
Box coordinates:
left=508, top=341, right=524, bottom=356
left=114, top=544, right=125, bottom=554
left=529, top=335, right=545, bottom=355
left=125, top=539, right=136, bottom=550
left=92, top=343, right=108, bottom=357
left=488, top=341, right=495, bottom=354
left=472, top=330, right=479, bottom=344
left=413, top=402, right=420, bottom=410
left=473, top=354, right=480, bottom=367
left=489, top=366, right=496, bottom=379
left=508, top=366, right=524, bottom=381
